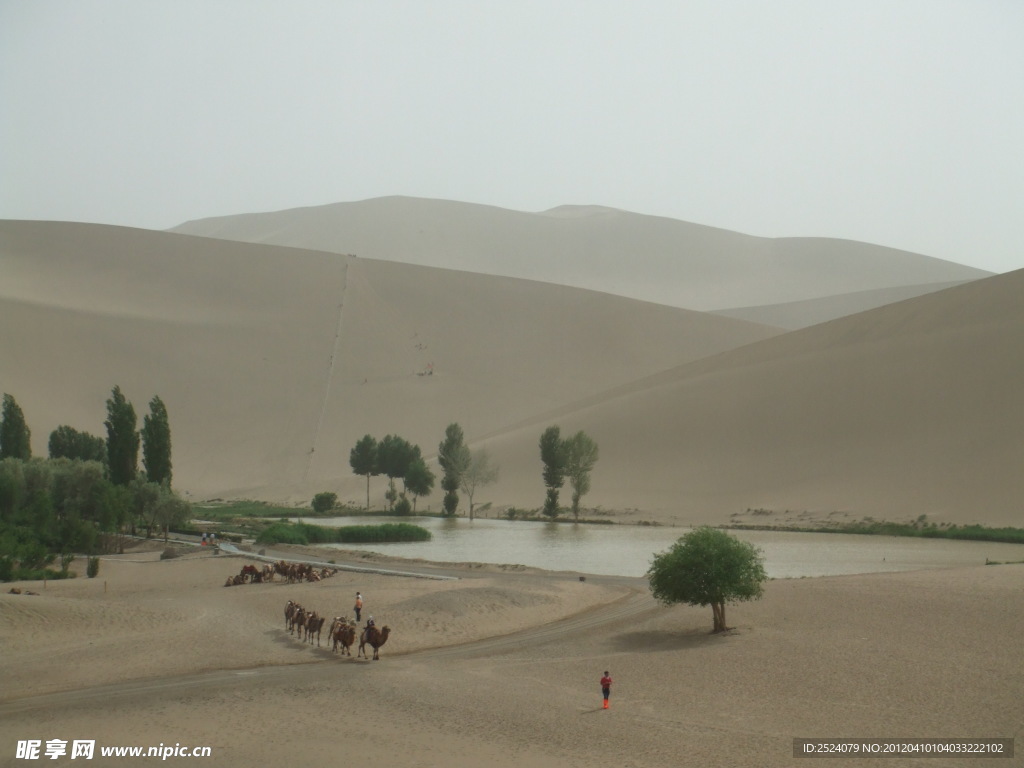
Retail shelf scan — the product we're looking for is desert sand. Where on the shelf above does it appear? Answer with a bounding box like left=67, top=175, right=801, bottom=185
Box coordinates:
left=2, top=539, right=1021, bottom=767
left=1, top=216, right=1021, bottom=524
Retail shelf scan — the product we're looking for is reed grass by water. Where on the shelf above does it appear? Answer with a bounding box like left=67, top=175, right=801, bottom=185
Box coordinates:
left=255, top=520, right=431, bottom=546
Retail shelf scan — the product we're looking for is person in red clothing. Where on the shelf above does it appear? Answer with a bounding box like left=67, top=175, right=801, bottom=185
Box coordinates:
left=600, top=671, right=612, bottom=709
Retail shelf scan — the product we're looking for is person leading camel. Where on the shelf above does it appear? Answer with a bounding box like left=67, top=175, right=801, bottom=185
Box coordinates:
left=354, top=592, right=363, bottom=622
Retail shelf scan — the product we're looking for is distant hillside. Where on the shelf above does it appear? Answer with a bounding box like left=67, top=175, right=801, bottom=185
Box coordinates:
left=474, top=270, right=1024, bottom=526
left=169, top=196, right=991, bottom=314
left=0, top=220, right=778, bottom=503
left=710, top=281, right=974, bottom=329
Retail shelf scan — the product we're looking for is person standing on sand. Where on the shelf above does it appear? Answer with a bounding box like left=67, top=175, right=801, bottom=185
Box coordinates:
left=600, top=671, right=612, bottom=709
left=354, top=592, right=363, bottom=622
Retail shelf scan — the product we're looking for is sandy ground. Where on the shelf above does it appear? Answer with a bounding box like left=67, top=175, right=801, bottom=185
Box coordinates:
left=2, top=539, right=1022, bottom=768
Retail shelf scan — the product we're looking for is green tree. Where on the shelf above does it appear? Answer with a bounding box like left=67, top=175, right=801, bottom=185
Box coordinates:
left=48, top=426, right=107, bottom=465
left=647, top=527, right=768, bottom=633
left=437, top=423, right=470, bottom=516
left=141, top=395, right=172, bottom=487
left=563, top=430, right=598, bottom=521
left=0, top=394, right=32, bottom=460
left=539, top=426, right=565, bottom=518
left=312, top=492, right=338, bottom=514
left=376, top=435, right=420, bottom=510
left=404, top=457, right=435, bottom=512
left=461, top=448, right=498, bottom=520
left=151, top=489, right=190, bottom=542
left=349, top=434, right=380, bottom=510
left=105, top=386, right=139, bottom=487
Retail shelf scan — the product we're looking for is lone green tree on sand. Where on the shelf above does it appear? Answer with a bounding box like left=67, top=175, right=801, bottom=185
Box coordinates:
left=647, top=527, right=767, bottom=633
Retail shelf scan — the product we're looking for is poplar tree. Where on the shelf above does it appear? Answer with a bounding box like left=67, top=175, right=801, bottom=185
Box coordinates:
left=142, top=395, right=172, bottom=487
left=0, top=393, right=32, bottom=460
left=437, top=423, right=470, bottom=516
left=539, top=425, right=565, bottom=518
left=105, top=386, right=139, bottom=487
left=563, top=430, right=599, bottom=521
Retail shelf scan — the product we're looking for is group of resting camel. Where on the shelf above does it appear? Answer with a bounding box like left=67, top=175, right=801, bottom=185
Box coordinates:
left=284, top=600, right=391, bottom=660
left=224, top=561, right=338, bottom=587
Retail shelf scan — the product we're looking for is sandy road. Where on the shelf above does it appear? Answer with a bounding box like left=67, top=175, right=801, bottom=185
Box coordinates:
left=0, top=577, right=657, bottom=715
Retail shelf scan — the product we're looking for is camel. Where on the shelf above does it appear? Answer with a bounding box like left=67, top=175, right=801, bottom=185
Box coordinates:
left=305, top=613, right=326, bottom=646
left=332, top=621, right=356, bottom=656
left=328, top=616, right=349, bottom=640
left=290, top=606, right=306, bottom=635
left=284, top=600, right=298, bottom=630
left=358, top=625, right=391, bottom=660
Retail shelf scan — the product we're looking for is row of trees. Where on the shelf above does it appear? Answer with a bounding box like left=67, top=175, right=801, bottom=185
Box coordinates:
left=540, top=426, right=599, bottom=520
left=345, top=422, right=601, bottom=520
left=0, top=388, right=182, bottom=580
left=348, top=423, right=500, bottom=520
left=1, top=388, right=172, bottom=488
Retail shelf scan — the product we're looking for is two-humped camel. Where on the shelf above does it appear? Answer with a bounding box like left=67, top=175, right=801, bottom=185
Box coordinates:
left=358, top=625, right=391, bottom=660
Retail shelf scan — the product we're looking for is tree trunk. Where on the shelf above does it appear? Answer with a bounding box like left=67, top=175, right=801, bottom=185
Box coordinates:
left=711, top=601, right=728, bottom=633
left=365, top=474, right=370, bottom=510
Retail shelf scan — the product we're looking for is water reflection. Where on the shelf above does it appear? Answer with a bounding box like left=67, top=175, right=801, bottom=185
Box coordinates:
left=302, top=516, right=1024, bottom=579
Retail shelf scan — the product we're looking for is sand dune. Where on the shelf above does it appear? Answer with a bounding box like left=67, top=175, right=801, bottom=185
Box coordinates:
left=710, top=280, right=974, bottom=329
left=169, top=196, right=992, bottom=312
left=0, top=220, right=777, bottom=503
left=2, top=216, right=1018, bottom=526
left=476, top=269, right=1024, bottom=526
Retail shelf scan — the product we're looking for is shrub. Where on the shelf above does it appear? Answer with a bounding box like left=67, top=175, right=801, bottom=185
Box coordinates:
left=255, top=520, right=431, bottom=545
left=87, top=556, right=100, bottom=578
left=311, top=492, right=338, bottom=514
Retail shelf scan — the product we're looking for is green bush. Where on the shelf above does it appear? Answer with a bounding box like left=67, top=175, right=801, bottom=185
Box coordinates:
left=255, top=520, right=431, bottom=546
left=311, top=492, right=338, bottom=514
left=87, top=556, right=100, bottom=578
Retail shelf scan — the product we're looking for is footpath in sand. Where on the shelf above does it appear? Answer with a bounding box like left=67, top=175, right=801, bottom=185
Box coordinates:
left=1, top=541, right=1022, bottom=767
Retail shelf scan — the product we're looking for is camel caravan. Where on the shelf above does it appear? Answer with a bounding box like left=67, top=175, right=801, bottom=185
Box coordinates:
left=223, top=560, right=338, bottom=587
left=284, top=600, right=391, bottom=660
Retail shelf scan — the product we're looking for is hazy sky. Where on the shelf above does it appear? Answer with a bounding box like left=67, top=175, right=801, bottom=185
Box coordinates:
left=2, top=1, right=1022, bottom=273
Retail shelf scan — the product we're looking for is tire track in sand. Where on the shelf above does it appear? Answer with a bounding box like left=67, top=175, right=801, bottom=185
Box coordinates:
left=0, top=583, right=658, bottom=714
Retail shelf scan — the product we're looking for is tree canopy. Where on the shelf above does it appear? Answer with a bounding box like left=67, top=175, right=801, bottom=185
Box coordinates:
left=349, top=434, right=379, bottom=509
left=437, top=423, right=470, bottom=516
left=404, top=457, right=435, bottom=512
left=0, top=394, right=32, bottom=461
left=539, top=425, right=565, bottom=518
left=142, top=395, right=172, bottom=487
left=461, top=448, right=499, bottom=520
left=647, top=526, right=767, bottom=633
left=49, top=426, right=107, bottom=465
left=562, top=431, right=598, bottom=520
left=105, top=386, right=139, bottom=487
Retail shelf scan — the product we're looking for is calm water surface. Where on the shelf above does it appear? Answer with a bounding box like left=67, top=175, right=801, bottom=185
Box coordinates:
left=301, top=516, right=1024, bottom=579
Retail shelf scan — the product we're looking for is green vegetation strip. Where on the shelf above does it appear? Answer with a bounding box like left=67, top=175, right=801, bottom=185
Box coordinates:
left=255, top=521, right=431, bottom=546
left=727, top=521, right=1024, bottom=545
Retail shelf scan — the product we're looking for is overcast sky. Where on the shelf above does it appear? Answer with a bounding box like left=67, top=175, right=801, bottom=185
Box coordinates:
left=2, top=1, right=1022, bottom=273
